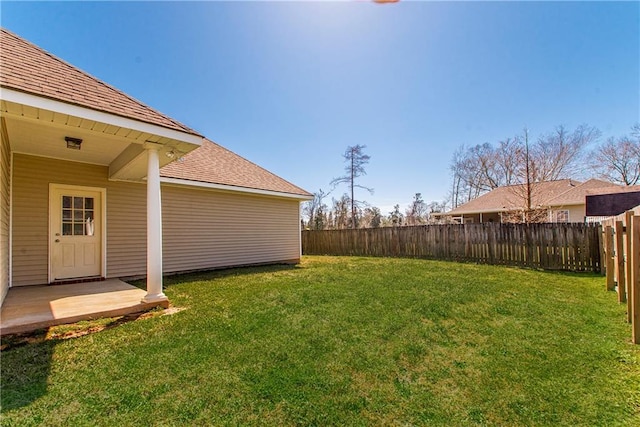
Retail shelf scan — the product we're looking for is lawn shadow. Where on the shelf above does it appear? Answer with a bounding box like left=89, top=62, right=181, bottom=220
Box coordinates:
left=0, top=330, right=56, bottom=411
left=127, top=262, right=304, bottom=290
left=0, top=310, right=163, bottom=411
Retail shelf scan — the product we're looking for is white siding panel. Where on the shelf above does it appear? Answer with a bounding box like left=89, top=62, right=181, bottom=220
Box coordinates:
left=0, top=118, right=11, bottom=304
left=162, top=185, right=301, bottom=273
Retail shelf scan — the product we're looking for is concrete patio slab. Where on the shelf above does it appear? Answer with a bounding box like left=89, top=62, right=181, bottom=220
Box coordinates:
left=0, top=279, right=168, bottom=336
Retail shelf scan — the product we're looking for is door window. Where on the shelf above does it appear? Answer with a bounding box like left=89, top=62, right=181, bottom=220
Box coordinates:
left=61, top=196, right=95, bottom=236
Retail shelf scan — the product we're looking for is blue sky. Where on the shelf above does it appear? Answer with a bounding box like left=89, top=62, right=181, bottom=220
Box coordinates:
left=2, top=1, right=638, bottom=212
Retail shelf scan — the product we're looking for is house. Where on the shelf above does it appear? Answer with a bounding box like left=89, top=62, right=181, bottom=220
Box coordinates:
left=438, top=179, right=618, bottom=224
left=0, top=28, right=312, bottom=308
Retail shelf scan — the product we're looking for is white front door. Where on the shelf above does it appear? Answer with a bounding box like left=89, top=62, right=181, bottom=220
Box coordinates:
left=50, top=185, right=104, bottom=281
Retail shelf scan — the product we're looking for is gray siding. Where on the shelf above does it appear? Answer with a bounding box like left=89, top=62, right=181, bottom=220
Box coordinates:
left=12, top=154, right=301, bottom=286
left=0, top=119, right=11, bottom=303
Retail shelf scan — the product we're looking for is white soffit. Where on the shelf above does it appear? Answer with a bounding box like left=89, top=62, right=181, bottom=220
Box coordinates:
left=0, top=87, right=203, bottom=146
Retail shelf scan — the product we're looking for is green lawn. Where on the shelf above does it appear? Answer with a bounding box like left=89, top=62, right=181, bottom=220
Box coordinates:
left=2, top=256, right=639, bottom=426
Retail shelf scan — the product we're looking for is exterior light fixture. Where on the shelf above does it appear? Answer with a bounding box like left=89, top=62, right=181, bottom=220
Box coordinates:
left=65, top=136, right=82, bottom=150
left=165, top=148, right=186, bottom=162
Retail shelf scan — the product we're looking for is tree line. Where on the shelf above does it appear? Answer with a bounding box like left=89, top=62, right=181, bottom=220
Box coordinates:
left=303, top=144, right=448, bottom=230
left=303, top=123, right=639, bottom=230
left=303, top=191, right=447, bottom=230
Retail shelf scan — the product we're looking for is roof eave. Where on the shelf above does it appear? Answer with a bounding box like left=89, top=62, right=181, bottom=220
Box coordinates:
left=443, top=208, right=508, bottom=216
left=160, top=176, right=314, bottom=200
left=1, top=87, right=204, bottom=146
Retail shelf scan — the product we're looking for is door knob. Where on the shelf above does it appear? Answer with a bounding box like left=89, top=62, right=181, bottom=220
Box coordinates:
left=55, top=239, right=60, bottom=243
left=55, top=233, right=60, bottom=236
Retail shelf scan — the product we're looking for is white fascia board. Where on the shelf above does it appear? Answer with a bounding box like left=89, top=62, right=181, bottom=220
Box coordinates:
left=546, top=202, right=583, bottom=208
left=160, top=177, right=314, bottom=201
left=0, top=88, right=203, bottom=146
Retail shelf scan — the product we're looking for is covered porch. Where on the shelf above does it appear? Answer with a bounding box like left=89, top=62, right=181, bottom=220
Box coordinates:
left=0, top=279, right=168, bottom=336
left=0, top=88, right=203, bottom=314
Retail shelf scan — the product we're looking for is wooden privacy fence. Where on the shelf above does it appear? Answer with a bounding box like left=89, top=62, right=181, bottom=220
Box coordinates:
left=601, top=207, right=640, bottom=345
left=303, top=223, right=602, bottom=272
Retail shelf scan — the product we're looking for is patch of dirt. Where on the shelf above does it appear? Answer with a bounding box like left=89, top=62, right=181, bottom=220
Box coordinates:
left=0, top=306, right=186, bottom=351
left=162, top=306, right=185, bottom=316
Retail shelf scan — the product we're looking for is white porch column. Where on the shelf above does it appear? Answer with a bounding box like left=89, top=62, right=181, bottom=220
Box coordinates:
left=142, top=142, right=166, bottom=303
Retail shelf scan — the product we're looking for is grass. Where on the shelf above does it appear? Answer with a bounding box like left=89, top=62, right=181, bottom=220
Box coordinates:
left=2, top=256, right=639, bottom=426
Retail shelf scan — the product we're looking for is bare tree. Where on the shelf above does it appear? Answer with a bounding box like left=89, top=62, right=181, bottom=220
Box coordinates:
left=449, top=141, right=520, bottom=208
left=362, top=206, right=382, bottom=228
left=591, top=126, right=640, bottom=185
left=632, top=123, right=640, bottom=140
left=471, top=142, right=502, bottom=190
left=388, top=204, right=404, bottom=227
left=495, top=137, right=523, bottom=186
left=449, top=147, right=466, bottom=209
left=449, top=172, right=463, bottom=209
left=330, top=145, right=374, bottom=228
left=406, top=193, right=428, bottom=226
left=331, top=194, right=351, bottom=229
left=502, top=128, right=553, bottom=223
left=449, top=145, right=492, bottom=207
left=302, top=189, right=328, bottom=230
left=531, top=125, right=600, bottom=181
left=449, top=124, right=600, bottom=212
left=503, top=127, right=596, bottom=223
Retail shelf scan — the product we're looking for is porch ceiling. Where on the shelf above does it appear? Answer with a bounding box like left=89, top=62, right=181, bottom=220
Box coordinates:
left=4, top=113, right=130, bottom=166
left=1, top=97, right=202, bottom=181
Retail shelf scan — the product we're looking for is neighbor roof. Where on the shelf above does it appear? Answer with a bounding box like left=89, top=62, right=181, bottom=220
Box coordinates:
left=161, top=139, right=312, bottom=197
left=545, top=179, right=618, bottom=206
left=446, top=179, right=590, bottom=216
left=586, top=184, right=640, bottom=196
left=0, top=28, right=200, bottom=136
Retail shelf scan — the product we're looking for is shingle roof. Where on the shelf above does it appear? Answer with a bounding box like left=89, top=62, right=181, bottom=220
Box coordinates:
left=161, top=139, right=312, bottom=197
left=447, top=179, right=586, bottom=215
left=1, top=28, right=311, bottom=198
left=586, top=184, right=640, bottom=196
left=545, top=178, right=617, bottom=206
left=0, top=28, right=199, bottom=135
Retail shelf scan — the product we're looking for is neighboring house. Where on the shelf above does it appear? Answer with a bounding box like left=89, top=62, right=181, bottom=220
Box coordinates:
left=586, top=185, right=640, bottom=218
left=438, top=179, right=617, bottom=224
left=0, top=29, right=312, bottom=306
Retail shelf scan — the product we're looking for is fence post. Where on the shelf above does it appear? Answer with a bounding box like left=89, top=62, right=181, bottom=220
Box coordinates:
left=615, top=221, right=626, bottom=303
left=590, top=224, right=601, bottom=273
left=631, top=215, right=639, bottom=344
left=604, top=225, right=615, bottom=291
left=487, top=223, right=495, bottom=264
left=626, top=211, right=634, bottom=323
